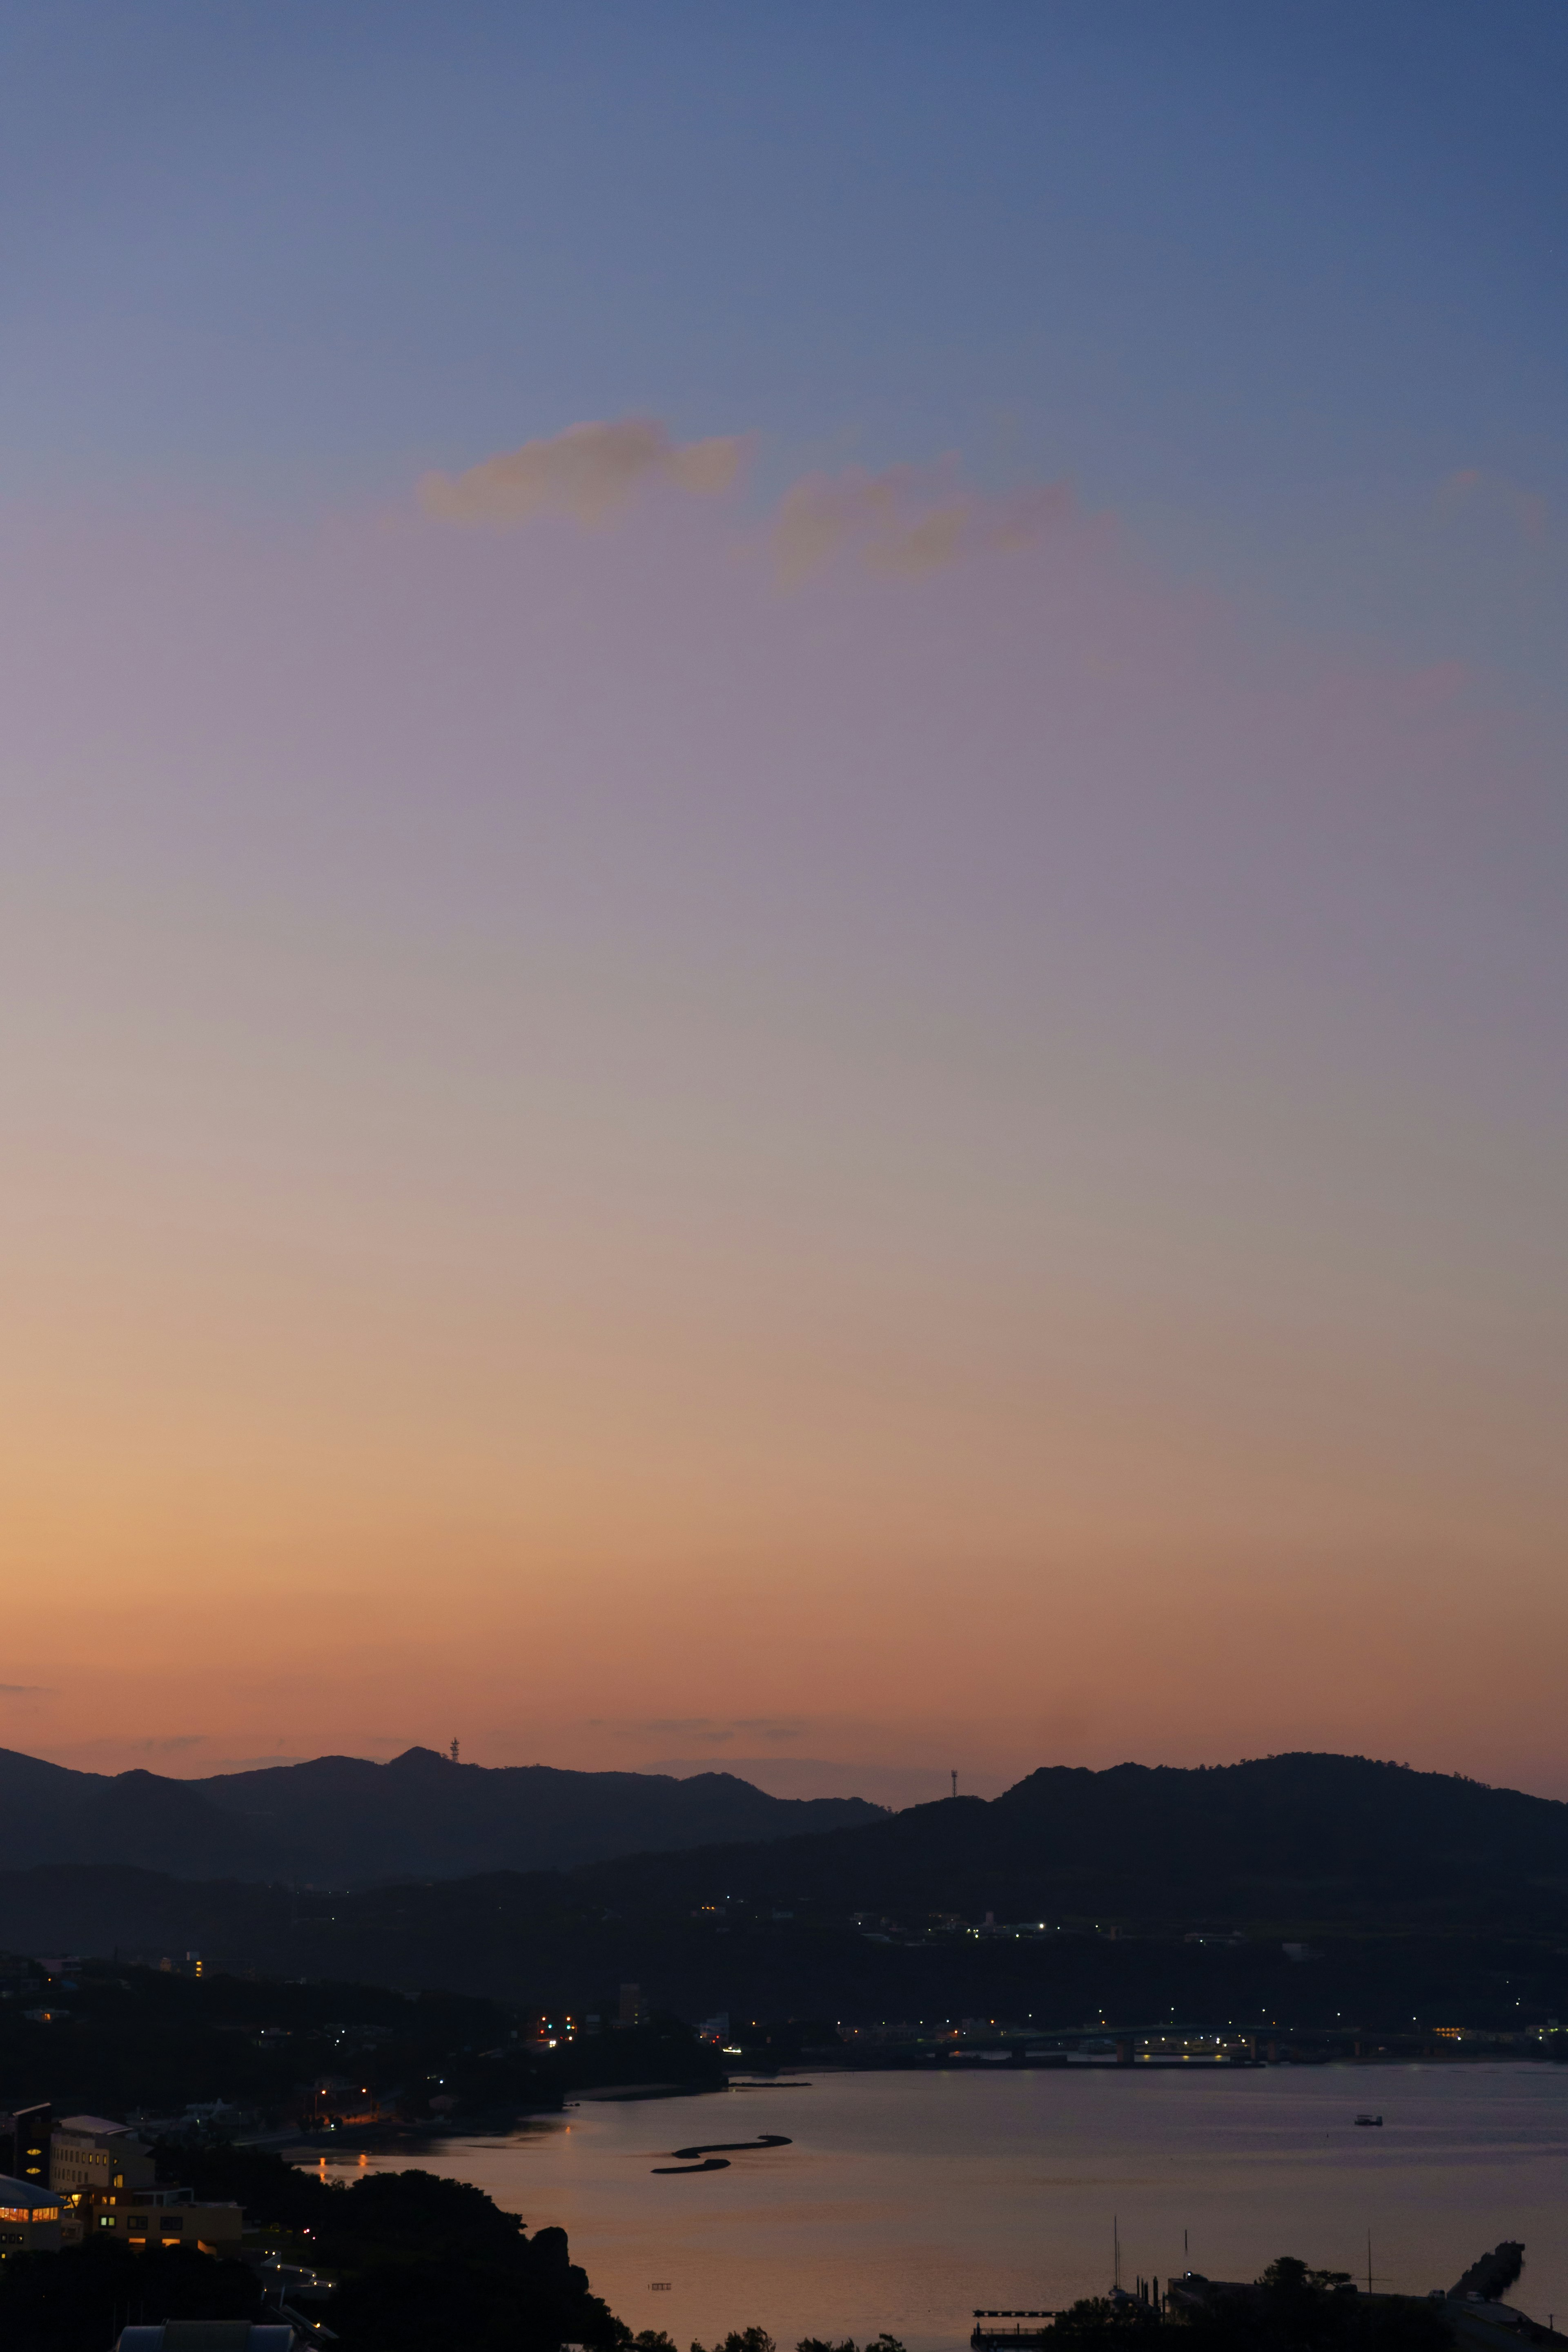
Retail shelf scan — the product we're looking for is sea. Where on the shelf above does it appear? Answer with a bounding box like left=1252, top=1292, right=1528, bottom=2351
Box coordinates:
left=313, top=2065, right=1568, bottom=2352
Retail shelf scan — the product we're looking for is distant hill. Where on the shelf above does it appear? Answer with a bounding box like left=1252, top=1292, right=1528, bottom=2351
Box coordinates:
left=577, top=1751, right=1568, bottom=1929
left=4, top=1754, right=1568, bottom=2034
left=0, top=1744, right=884, bottom=1885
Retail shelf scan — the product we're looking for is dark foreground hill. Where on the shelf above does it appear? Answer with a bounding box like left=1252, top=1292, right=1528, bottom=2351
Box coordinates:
left=5, top=1754, right=1568, bottom=2032
left=0, top=1743, right=884, bottom=1884
left=0, top=2130, right=629, bottom=2352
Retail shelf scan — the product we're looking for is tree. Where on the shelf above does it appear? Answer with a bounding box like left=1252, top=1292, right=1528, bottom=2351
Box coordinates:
left=0, top=2241, right=260, bottom=2352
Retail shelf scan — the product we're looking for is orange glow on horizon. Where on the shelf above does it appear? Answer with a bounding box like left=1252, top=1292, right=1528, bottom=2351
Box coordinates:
left=0, top=489, right=1562, bottom=1804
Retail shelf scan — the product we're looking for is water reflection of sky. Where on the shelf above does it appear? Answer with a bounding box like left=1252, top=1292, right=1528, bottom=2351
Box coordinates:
left=325, top=2068, right=1568, bottom=2352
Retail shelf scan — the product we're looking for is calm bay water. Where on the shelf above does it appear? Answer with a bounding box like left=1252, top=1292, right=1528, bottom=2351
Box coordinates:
left=324, top=2067, right=1568, bottom=2351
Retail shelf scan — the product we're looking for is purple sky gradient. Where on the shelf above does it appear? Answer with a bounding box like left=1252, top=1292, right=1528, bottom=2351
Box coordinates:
left=1, top=4, right=1564, bottom=1793
left=3, top=460, right=1564, bottom=1788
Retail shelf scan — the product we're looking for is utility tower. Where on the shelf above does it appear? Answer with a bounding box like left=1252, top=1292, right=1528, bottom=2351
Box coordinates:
left=450, top=1737, right=460, bottom=1764
left=951, top=1769, right=958, bottom=1799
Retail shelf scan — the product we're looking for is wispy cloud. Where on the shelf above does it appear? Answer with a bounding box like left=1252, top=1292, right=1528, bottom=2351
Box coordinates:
left=419, top=416, right=747, bottom=530
left=611, top=1717, right=734, bottom=1744
left=770, top=463, right=1076, bottom=586
left=416, top=418, right=1076, bottom=586
left=0, top=1684, right=51, bottom=1697
left=595, top=1714, right=806, bottom=1746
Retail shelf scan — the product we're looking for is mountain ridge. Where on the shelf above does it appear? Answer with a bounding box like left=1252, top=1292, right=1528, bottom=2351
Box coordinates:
left=571, top=1748, right=1568, bottom=1924
left=4, top=1754, right=1568, bottom=2029
left=0, top=1743, right=886, bottom=1885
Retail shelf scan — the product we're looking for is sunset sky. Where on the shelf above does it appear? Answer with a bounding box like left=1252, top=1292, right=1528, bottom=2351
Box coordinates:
left=3, top=2, right=1566, bottom=1805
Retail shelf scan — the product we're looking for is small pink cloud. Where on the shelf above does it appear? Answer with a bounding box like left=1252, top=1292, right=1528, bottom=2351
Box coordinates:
left=418, top=418, right=1080, bottom=588
left=769, top=461, right=1077, bottom=586
left=420, top=415, right=748, bottom=530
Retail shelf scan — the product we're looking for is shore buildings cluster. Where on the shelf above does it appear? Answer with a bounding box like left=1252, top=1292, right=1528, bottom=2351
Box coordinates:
left=0, top=2104, right=241, bottom=2258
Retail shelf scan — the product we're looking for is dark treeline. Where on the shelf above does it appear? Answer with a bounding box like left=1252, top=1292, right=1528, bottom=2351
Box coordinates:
left=0, top=1957, right=720, bottom=2122
left=2, top=1887, right=1566, bottom=2039
left=0, top=2153, right=624, bottom=2352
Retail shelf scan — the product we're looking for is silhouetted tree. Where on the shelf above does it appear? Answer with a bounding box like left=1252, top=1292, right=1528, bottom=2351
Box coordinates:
left=0, top=2239, right=259, bottom=2352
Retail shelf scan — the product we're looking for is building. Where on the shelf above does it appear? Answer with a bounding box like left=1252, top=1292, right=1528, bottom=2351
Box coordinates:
left=87, top=2183, right=243, bottom=2253
left=43, top=2115, right=241, bottom=2251
left=0, top=2103, right=51, bottom=2187
left=301, top=2077, right=383, bottom=2129
left=0, top=2172, right=62, bottom=2255
left=51, top=2114, right=158, bottom=2201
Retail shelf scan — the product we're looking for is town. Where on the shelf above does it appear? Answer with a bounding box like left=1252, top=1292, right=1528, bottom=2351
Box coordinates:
left=2, top=1945, right=1562, bottom=2352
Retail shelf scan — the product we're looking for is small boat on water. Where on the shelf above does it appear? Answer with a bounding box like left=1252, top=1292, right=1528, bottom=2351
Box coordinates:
left=1354, top=2113, right=1383, bottom=2127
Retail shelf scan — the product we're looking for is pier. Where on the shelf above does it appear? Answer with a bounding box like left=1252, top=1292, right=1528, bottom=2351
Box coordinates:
left=971, top=2312, right=1053, bottom=2348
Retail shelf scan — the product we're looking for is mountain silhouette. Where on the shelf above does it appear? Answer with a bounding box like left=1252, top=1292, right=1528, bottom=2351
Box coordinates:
left=0, top=1744, right=884, bottom=1886
left=576, top=1751, right=1568, bottom=1924
left=4, top=1754, right=1568, bottom=2025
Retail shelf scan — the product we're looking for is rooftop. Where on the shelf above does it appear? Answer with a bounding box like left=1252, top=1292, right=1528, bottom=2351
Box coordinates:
left=0, top=2173, right=60, bottom=2210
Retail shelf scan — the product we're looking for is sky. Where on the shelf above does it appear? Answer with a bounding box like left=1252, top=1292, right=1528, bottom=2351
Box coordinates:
left=2, top=2, right=1565, bottom=1806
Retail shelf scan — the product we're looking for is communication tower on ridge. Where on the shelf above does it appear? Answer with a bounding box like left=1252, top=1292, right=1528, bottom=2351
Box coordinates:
left=450, top=1737, right=460, bottom=1764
